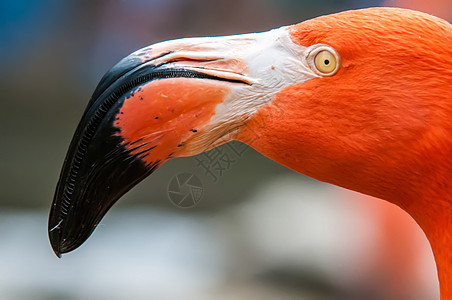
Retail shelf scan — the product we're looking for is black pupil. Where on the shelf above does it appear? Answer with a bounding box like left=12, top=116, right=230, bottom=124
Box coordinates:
left=324, top=59, right=330, bottom=65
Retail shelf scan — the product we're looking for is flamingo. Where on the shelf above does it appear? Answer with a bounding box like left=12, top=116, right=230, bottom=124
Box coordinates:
left=48, top=7, right=452, bottom=299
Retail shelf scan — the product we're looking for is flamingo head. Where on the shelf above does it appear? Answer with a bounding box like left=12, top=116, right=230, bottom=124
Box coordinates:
left=49, top=7, right=452, bottom=257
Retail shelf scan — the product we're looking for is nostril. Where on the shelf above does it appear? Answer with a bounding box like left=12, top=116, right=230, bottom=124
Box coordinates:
left=152, top=52, right=223, bottom=68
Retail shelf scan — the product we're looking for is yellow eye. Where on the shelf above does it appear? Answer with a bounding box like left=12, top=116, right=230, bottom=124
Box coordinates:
left=314, top=50, right=337, bottom=75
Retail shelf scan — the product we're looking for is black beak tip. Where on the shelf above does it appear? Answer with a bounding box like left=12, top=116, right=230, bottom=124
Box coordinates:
left=48, top=52, right=177, bottom=256
left=48, top=221, right=63, bottom=258
left=52, top=246, right=62, bottom=259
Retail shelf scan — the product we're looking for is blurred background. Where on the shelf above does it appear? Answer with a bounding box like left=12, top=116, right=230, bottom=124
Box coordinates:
left=1, top=0, right=450, bottom=299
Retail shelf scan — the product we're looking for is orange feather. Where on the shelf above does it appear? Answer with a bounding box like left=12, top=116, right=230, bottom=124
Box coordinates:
left=238, top=8, right=452, bottom=298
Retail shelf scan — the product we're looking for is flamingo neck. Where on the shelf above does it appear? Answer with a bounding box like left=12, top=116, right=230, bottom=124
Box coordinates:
left=414, top=202, right=452, bottom=299
left=237, top=111, right=452, bottom=299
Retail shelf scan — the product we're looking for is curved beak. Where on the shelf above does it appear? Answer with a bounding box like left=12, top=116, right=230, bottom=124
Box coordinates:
left=49, top=27, right=315, bottom=256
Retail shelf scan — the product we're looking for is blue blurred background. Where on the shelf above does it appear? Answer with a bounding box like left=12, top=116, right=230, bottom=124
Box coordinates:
left=1, top=0, right=449, bottom=299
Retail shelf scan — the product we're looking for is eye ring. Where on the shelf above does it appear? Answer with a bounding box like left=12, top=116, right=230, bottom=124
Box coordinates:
left=308, top=45, right=341, bottom=76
